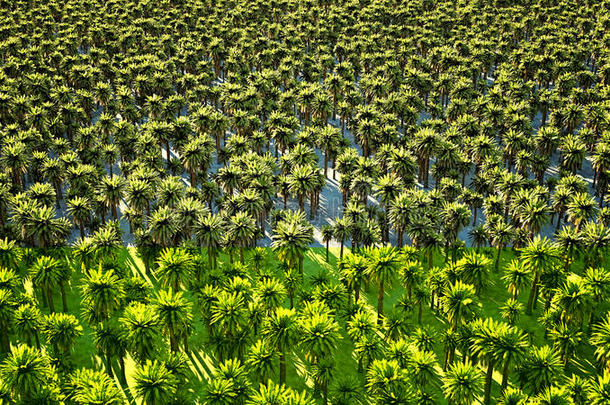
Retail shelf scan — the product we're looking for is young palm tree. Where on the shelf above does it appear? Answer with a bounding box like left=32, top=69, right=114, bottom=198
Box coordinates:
left=321, top=224, right=334, bottom=262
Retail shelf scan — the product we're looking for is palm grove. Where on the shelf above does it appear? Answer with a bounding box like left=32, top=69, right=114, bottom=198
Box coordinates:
left=1, top=0, right=610, bottom=403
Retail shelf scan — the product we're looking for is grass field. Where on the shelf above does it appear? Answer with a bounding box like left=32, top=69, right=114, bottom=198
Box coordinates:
left=43, top=246, right=609, bottom=403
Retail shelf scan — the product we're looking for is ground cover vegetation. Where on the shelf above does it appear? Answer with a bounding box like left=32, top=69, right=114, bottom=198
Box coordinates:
left=1, top=0, right=610, bottom=402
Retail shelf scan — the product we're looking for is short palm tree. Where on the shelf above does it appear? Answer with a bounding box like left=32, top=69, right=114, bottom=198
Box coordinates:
left=517, top=345, right=562, bottom=395
left=502, top=259, right=532, bottom=300
left=0, top=344, right=55, bottom=401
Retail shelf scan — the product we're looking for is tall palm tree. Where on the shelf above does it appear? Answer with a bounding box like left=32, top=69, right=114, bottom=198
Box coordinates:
left=155, top=248, right=195, bottom=292
left=333, top=217, right=352, bottom=260
left=502, top=259, right=532, bottom=300
left=517, top=346, right=562, bottom=395
left=195, top=213, right=224, bottom=269
left=119, top=302, right=160, bottom=364
left=81, top=267, right=122, bottom=323
left=365, top=246, right=400, bottom=324
left=262, top=307, right=297, bottom=386
left=29, top=255, right=62, bottom=313
left=0, top=344, right=56, bottom=402
left=521, top=237, right=560, bottom=315
left=442, top=360, right=483, bottom=405
left=227, top=211, right=257, bottom=262
left=272, top=210, right=314, bottom=275
left=67, top=196, right=91, bottom=239
left=99, top=175, right=125, bottom=221
left=153, top=289, right=193, bottom=353
left=442, top=281, right=479, bottom=332
left=42, top=312, right=83, bottom=356
left=133, top=360, right=178, bottom=405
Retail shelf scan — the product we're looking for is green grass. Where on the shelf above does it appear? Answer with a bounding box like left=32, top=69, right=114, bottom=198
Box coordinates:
left=32, top=246, right=610, bottom=403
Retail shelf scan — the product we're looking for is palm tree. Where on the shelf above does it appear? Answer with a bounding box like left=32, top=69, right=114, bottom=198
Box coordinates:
left=120, top=302, right=160, bottom=364
left=153, top=289, right=193, bottom=353
left=272, top=211, right=314, bottom=275
left=92, top=321, right=128, bottom=382
left=288, top=164, right=316, bottom=212
left=321, top=224, right=334, bottom=262
left=0, top=344, right=55, bottom=401
left=442, top=360, right=483, bottom=405
left=148, top=206, right=177, bottom=248
left=133, top=360, right=178, bottom=405
left=591, top=313, right=610, bottom=371
left=517, top=346, right=562, bottom=395
left=227, top=211, right=257, bottom=262
left=588, top=372, right=610, bottom=404
left=365, top=246, right=400, bottom=324
left=194, top=212, right=224, bottom=269
left=246, top=340, right=276, bottom=385
left=81, top=267, right=122, bottom=323
left=455, top=251, right=491, bottom=295
left=488, top=218, right=514, bottom=272
left=0, top=289, right=13, bottom=355
left=65, top=368, right=123, bottom=404
left=155, top=248, right=195, bottom=291
left=443, top=281, right=479, bottom=332
left=333, top=217, right=352, bottom=260
left=13, top=304, right=42, bottom=349
left=262, top=307, right=297, bottom=386
left=502, top=259, right=532, bottom=300
left=29, top=255, right=62, bottom=313
left=521, top=236, right=560, bottom=315
left=42, top=312, right=83, bottom=356
left=67, top=196, right=91, bottom=239
left=549, top=322, right=582, bottom=369
left=99, top=175, right=125, bottom=221
left=566, top=192, right=598, bottom=231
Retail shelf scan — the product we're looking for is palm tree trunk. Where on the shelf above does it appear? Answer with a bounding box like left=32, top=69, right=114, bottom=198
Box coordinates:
left=325, top=241, right=329, bottom=262
left=500, top=360, right=511, bottom=393
left=340, top=240, right=344, bottom=260
left=105, top=352, right=114, bottom=377
left=279, top=349, right=287, bottom=386
left=47, top=287, right=55, bottom=313
left=526, top=273, right=539, bottom=315
left=60, top=281, right=68, bottom=312
left=483, top=361, right=494, bottom=405
left=377, top=280, right=384, bottom=325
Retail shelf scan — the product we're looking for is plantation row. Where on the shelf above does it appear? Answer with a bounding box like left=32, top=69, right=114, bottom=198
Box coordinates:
left=0, top=242, right=610, bottom=404
left=0, top=0, right=609, bottom=255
